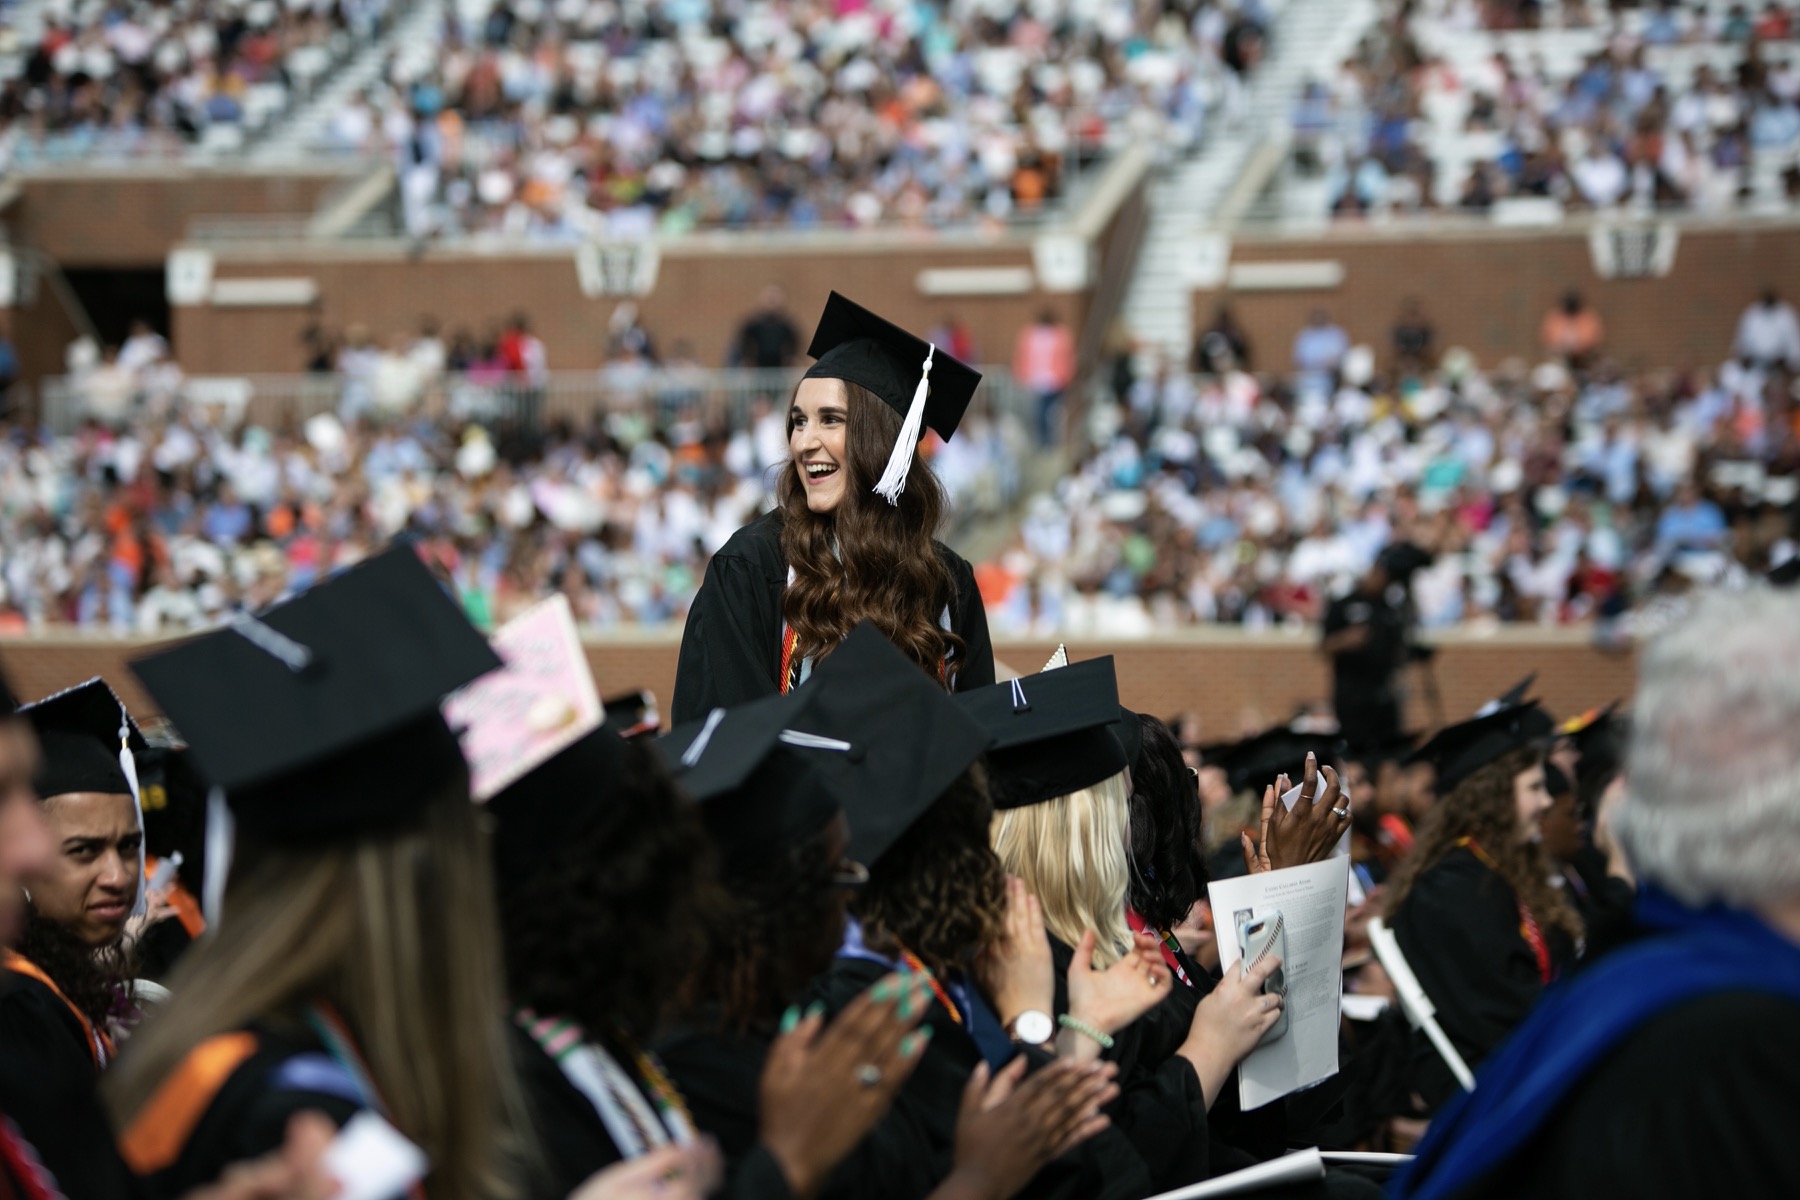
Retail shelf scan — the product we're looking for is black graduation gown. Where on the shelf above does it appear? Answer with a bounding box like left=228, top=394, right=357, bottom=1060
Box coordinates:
left=804, top=955, right=1154, bottom=1200
left=671, top=511, right=995, bottom=724
left=1562, top=847, right=1636, bottom=966
left=121, top=1022, right=362, bottom=1200
left=0, top=969, right=136, bottom=1199
left=1462, top=991, right=1800, bottom=1199
left=1390, top=849, right=1567, bottom=1112
left=515, top=1023, right=794, bottom=1200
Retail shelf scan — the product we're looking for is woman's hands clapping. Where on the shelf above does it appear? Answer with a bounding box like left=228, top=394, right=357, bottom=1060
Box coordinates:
left=1241, top=752, right=1352, bottom=874
left=1059, top=929, right=1170, bottom=1061
left=973, top=876, right=1056, bottom=1033
left=935, top=1057, right=1120, bottom=1200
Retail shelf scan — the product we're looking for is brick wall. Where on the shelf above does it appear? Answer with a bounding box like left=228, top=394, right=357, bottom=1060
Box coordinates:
left=1197, top=221, right=1800, bottom=371
left=172, top=241, right=1086, bottom=377
left=0, top=629, right=1636, bottom=743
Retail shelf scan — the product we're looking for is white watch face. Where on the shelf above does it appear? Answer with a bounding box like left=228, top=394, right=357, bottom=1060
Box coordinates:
left=1013, top=1010, right=1054, bottom=1045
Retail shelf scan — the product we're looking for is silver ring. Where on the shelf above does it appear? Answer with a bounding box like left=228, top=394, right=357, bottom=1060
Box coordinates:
left=856, top=1063, right=883, bottom=1089
left=1332, top=804, right=1350, bottom=819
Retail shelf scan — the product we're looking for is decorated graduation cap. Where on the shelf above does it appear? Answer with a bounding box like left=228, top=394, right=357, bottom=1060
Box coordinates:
left=955, top=655, right=1125, bottom=810
left=660, top=689, right=847, bottom=877
left=1407, top=702, right=1552, bottom=795
left=131, top=546, right=501, bottom=840
left=785, top=622, right=993, bottom=862
left=22, top=677, right=151, bottom=916
left=1201, top=725, right=1343, bottom=796
left=803, top=292, right=982, bottom=506
left=21, top=678, right=148, bottom=802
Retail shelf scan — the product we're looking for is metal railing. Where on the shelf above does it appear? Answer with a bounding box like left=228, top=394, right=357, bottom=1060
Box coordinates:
left=39, top=365, right=1035, bottom=438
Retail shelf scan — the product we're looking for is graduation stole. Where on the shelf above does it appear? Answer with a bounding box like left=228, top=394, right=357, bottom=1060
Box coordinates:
left=513, top=1009, right=694, bottom=1157
left=1125, top=907, right=1194, bottom=989
left=1, top=950, right=114, bottom=1068
left=778, top=570, right=951, bottom=694
left=895, top=948, right=965, bottom=1027
left=0, top=1116, right=61, bottom=1200
left=1454, top=838, right=1553, bottom=985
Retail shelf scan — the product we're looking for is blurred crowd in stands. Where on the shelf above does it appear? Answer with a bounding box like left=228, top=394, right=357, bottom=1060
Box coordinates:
left=0, top=0, right=394, bottom=164
left=323, top=0, right=1270, bottom=237
left=978, top=287, right=1800, bottom=637
left=1291, top=0, right=1800, bottom=219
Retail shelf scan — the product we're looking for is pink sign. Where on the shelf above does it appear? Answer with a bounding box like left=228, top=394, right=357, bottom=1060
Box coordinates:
left=444, top=594, right=603, bottom=801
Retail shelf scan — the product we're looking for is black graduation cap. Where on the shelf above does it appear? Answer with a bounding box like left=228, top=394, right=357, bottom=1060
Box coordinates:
left=1481, top=674, right=1537, bottom=715
left=1407, top=702, right=1550, bottom=795
left=1343, top=730, right=1422, bottom=771
left=1114, top=705, right=1145, bottom=772
left=1200, top=725, right=1343, bottom=796
left=602, top=689, right=661, bottom=739
left=21, top=678, right=147, bottom=800
left=955, top=657, right=1124, bottom=810
left=1560, top=703, right=1626, bottom=794
left=786, top=622, right=993, bottom=862
left=131, top=547, right=502, bottom=840
left=487, top=727, right=628, bottom=900
left=804, top=292, right=983, bottom=505
left=660, top=689, right=846, bottom=877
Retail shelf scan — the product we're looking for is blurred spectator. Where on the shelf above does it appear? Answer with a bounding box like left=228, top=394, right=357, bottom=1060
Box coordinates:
left=1193, top=303, right=1254, bottom=374
left=1292, top=308, right=1350, bottom=384
left=1654, top=480, right=1729, bottom=556
left=1014, top=309, right=1076, bottom=447
left=730, top=288, right=800, bottom=370
left=1733, top=288, right=1800, bottom=370
left=1540, top=291, right=1605, bottom=367
left=1391, top=297, right=1437, bottom=373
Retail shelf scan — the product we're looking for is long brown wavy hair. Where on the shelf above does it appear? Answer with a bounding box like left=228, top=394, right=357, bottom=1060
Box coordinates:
left=852, top=764, right=1006, bottom=979
left=1383, top=747, right=1583, bottom=943
left=778, top=379, right=966, bottom=686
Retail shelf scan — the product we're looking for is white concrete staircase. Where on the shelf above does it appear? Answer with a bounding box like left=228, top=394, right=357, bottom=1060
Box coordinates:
left=1118, top=0, right=1380, bottom=360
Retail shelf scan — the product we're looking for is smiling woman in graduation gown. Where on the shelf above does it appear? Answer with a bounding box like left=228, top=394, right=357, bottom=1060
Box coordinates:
left=672, top=293, right=994, bottom=724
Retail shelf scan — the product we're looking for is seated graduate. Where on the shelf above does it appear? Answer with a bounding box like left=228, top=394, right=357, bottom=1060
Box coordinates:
left=780, top=624, right=1151, bottom=1200
left=1395, top=585, right=1800, bottom=1200
left=672, top=292, right=994, bottom=724
left=660, top=646, right=1120, bottom=1200
left=1381, top=702, right=1582, bottom=1114
left=109, top=548, right=529, bottom=1200
left=9, top=678, right=148, bottom=1070
left=1539, top=708, right=1635, bottom=963
left=134, top=740, right=212, bottom=984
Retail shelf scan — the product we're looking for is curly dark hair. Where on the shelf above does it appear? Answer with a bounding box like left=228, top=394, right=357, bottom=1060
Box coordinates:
left=778, top=379, right=967, bottom=688
left=17, top=905, right=132, bottom=1029
left=852, top=764, right=1005, bottom=979
left=1127, top=714, right=1206, bottom=931
left=1383, top=746, right=1583, bottom=943
left=497, top=741, right=717, bottom=1044
left=678, top=819, right=847, bottom=1037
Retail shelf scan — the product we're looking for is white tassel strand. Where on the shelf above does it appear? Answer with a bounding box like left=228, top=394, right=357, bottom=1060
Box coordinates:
left=871, top=345, right=934, bottom=506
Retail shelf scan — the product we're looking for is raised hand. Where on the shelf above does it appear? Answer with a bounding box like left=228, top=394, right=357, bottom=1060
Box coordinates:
left=973, top=876, right=1056, bottom=1033
left=758, top=973, right=934, bottom=1198
left=1060, top=930, right=1170, bottom=1060
left=1242, top=752, right=1351, bottom=873
left=934, top=1058, right=1121, bottom=1200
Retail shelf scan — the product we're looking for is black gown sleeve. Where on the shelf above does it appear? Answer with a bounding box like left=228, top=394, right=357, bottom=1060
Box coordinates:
left=672, top=525, right=787, bottom=725
left=1391, top=851, right=1543, bottom=1110
left=655, top=1027, right=797, bottom=1200
left=945, top=550, right=994, bottom=692
left=0, top=974, right=137, bottom=1200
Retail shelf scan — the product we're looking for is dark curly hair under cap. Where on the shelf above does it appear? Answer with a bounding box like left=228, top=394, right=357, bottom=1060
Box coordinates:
left=17, top=905, right=133, bottom=1030
left=851, top=764, right=1005, bottom=980
left=492, top=732, right=717, bottom=1044
left=1127, top=713, right=1205, bottom=932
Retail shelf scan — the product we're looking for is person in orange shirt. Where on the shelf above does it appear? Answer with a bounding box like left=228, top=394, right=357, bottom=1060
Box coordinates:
left=1539, top=290, right=1605, bottom=368
left=1013, top=310, right=1076, bottom=448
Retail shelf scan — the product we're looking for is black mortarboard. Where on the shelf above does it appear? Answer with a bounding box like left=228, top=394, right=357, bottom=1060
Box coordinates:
left=1201, top=726, right=1343, bottom=796
left=22, top=678, right=147, bottom=800
left=955, top=657, right=1125, bottom=810
left=1344, top=730, right=1422, bottom=771
left=1114, top=706, right=1145, bottom=772
left=131, top=547, right=501, bottom=840
left=660, top=689, right=845, bottom=877
left=487, top=727, right=628, bottom=899
left=603, top=689, right=661, bottom=739
left=804, top=292, right=982, bottom=505
left=1407, top=702, right=1549, bottom=795
left=1481, top=674, right=1537, bottom=715
left=786, top=622, right=993, bottom=862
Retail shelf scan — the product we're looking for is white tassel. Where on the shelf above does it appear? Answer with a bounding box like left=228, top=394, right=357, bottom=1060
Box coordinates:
left=872, top=345, right=934, bottom=506
left=119, top=720, right=148, bottom=919
left=681, top=708, right=728, bottom=768
left=202, top=787, right=234, bottom=928
left=778, top=729, right=853, bottom=751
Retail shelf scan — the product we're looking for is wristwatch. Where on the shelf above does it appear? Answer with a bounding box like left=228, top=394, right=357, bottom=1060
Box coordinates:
left=1005, top=1009, right=1055, bottom=1048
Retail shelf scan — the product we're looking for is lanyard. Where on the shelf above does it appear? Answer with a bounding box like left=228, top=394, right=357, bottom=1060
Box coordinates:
left=1126, top=908, right=1194, bottom=989
left=1455, top=838, right=1554, bottom=985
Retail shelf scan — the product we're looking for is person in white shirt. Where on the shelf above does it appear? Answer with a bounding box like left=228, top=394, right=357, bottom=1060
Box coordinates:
left=1731, top=289, right=1800, bottom=370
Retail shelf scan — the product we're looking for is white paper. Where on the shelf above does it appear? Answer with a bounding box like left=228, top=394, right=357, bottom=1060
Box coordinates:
left=1208, top=856, right=1351, bottom=1110
left=1140, top=1148, right=1326, bottom=1200
left=1279, top=782, right=1352, bottom=859
left=324, top=1112, right=428, bottom=1200
left=1339, top=992, right=1391, bottom=1022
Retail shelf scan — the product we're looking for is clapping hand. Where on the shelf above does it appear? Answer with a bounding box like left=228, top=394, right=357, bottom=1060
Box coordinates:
left=973, top=877, right=1056, bottom=1033
left=1241, top=752, right=1352, bottom=874
left=939, top=1058, right=1120, bottom=1200
left=1060, top=930, right=1170, bottom=1060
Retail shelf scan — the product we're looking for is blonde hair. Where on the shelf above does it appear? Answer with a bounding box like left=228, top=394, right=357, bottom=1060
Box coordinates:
left=990, top=769, right=1135, bottom=968
left=107, top=784, right=528, bottom=1200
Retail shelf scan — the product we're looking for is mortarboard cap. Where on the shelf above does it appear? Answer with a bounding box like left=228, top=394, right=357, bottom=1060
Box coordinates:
left=1407, top=702, right=1550, bottom=795
left=955, top=656, right=1125, bottom=810
left=603, top=689, right=662, bottom=739
left=1343, top=730, right=1422, bottom=771
left=786, top=622, right=993, bottom=862
left=1201, top=725, right=1343, bottom=796
left=131, top=547, right=501, bottom=841
left=487, top=728, right=628, bottom=900
left=22, top=678, right=147, bottom=800
left=660, top=689, right=846, bottom=877
left=803, top=292, right=982, bottom=507
left=1114, top=706, right=1145, bottom=773
left=1476, top=674, right=1538, bottom=717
